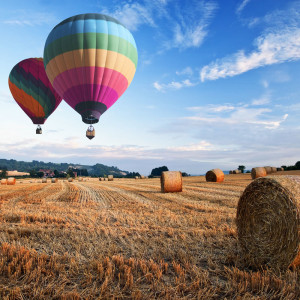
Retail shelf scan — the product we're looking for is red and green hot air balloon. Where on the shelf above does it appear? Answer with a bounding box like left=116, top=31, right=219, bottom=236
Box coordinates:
left=8, top=58, right=62, bottom=134
left=43, top=13, right=138, bottom=139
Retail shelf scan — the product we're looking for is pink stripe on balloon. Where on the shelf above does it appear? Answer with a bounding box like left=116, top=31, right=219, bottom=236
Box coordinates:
left=52, top=67, right=128, bottom=99
left=63, top=84, right=119, bottom=109
left=19, top=59, right=55, bottom=92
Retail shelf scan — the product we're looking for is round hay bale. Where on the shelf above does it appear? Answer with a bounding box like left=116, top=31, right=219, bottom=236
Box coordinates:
left=251, top=167, right=267, bottom=179
left=264, top=166, right=272, bottom=174
left=1, top=179, right=7, bottom=185
left=51, top=178, right=58, bottom=183
left=99, top=177, right=104, bottom=181
left=135, top=176, right=139, bottom=179
left=42, top=178, right=47, bottom=183
left=78, top=177, right=83, bottom=182
left=68, top=178, right=73, bottom=182
left=7, top=177, right=16, bottom=185
left=236, top=175, right=300, bottom=270
left=271, top=167, right=277, bottom=173
left=108, top=175, right=113, bottom=181
left=161, top=171, right=182, bottom=193
left=233, top=169, right=240, bottom=174
left=229, top=170, right=233, bottom=174
left=141, top=176, right=145, bottom=179
left=205, top=169, right=224, bottom=182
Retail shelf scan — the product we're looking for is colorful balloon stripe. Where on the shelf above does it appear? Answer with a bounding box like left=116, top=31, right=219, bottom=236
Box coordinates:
left=9, top=67, right=57, bottom=115
left=45, top=19, right=136, bottom=49
left=54, top=13, right=123, bottom=28
left=8, top=81, right=46, bottom=118
left=43, top=13, right=137, bottom=125
left=63, top=84, right=119, bottom=109
left=44, top=33, right=137, bottom=67
left=45, top=49, right=136, bottom=85
left=53, top=67, right=128, bottom=99
left=8, top=58, right=62, bottom=125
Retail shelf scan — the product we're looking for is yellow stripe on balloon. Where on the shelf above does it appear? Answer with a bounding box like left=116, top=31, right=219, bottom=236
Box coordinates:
left=45, top=49, right=136, bottom=85
left=8, top=81, right=45, bottom=118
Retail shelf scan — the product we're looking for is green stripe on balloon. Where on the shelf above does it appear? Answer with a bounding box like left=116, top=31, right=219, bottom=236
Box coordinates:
left=44, top=33, right=138, bottom=68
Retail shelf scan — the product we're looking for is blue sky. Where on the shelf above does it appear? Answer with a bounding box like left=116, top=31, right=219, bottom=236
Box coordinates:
left=1, top=0, right=300, bottom=175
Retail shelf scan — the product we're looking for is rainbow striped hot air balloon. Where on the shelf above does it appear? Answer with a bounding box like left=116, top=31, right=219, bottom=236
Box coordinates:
left=8, top=58, right=62, bottom=134
left=43, top=13, right=138, bottom=139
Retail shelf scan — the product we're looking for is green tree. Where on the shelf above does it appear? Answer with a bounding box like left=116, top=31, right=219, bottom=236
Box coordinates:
left=238, top=165, right=246, bottom=173
left=37, top=171, right=44, bottom=178
left=29, top=169, right=37, bottom=177
left=0, top=167, right=7, bottom=178
left=54, top=169, right=59, bottom=177
left=150, top=166, right=169, bottom=177
left=295, top=161, right=300, bottom=170
left=67, top=169, right=75, bottom=178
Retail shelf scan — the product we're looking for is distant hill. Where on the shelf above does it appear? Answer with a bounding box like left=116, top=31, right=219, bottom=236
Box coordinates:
left=0, top=159, right=128, bottom=177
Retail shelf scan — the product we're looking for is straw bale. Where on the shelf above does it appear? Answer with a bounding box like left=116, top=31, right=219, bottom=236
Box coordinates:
left=108, top=175, right=113, bottom=181
left=264, top=166, right=272, bottom=174
left=233, top=169, right=240, bottom=174
left=161, top=171, right=182, bottom=193
left=42, top=178, right=47, bottom=183
left=135, top=176, right=139, bottom=179
left=251, top=167, right=267, bottom=179
left=205, top=169, right=224, bottom=182
left=7, top=177, right=16, bottom=185
left=51, top=178, right=58, bottom=183
left=99, top=177, right=104, bottom=181
left=141, top=176, right=145, bottom=179
left=271, top=167, right=277, bottom=173
left=236, top=175, right=300, bottom=269
left=78, top=177, right=83, bottom=182
left=68, top=178, right=73, bottom=182
left=229, top=170, right=233, bottom=174
left=1, top=179, right=7, bottom=185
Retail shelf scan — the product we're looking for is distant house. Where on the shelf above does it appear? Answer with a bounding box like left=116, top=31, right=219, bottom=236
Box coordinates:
left=7, top=170, right=30, bottom=176
left=39, top=169, right=55, bottom=177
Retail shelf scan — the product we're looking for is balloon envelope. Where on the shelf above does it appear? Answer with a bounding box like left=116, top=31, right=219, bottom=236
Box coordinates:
left=8, top=58, right=62, bottom=124
left=43, top=13, right=138, bottom=124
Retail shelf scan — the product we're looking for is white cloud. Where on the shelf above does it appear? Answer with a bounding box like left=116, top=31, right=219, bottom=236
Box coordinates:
left=251, top=94, right=270, bottom=106
left=111, top=3, right=156, bottom=31
left=3, top=11, right=57, bottom=26
left=236, top=0, right=251, bottom=14
left=185, top=104, right=288, bottom=130
left=187, top=105, right=235, bottom=112
left=153, top=79, right=197, bottom=91
left=176, top=67, right=194, bottom=76
left=168, top=0, right=218, bottom=49
left=170, top=141, right=213, bottom=151
left=200, top=27, right=300, bottom=81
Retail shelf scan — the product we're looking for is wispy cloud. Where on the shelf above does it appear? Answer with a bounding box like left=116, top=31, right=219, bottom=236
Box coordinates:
left=109, top=3, right=156, bottom=31
left=185, top=104, right=288, bottom=130
left=108, top=0, right=217, bottom=51
left=175, top=67, right=194, bottom=76
left=200, top=27, right=300, bottom=81
left=153, top=79, right=196, bottom=91
left=236, top=0, right=251, bottom=15
left=251, top=93, right=270, bottom=106
left=166, top=0, right=218, bottom=50
left=2, top=11, right=57, bottom=26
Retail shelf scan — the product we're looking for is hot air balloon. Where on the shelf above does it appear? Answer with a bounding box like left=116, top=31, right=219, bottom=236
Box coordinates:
left=43, top=13, right=138, bottom=139
left=8, top=58, right=62, bottom=134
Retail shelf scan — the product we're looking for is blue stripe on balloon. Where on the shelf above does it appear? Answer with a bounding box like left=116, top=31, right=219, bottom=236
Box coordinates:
left=45, top=19, right=137, bottom=50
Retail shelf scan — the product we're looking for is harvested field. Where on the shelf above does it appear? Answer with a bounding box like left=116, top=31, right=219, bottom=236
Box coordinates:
left=0, top=171, right=299, bottom=299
